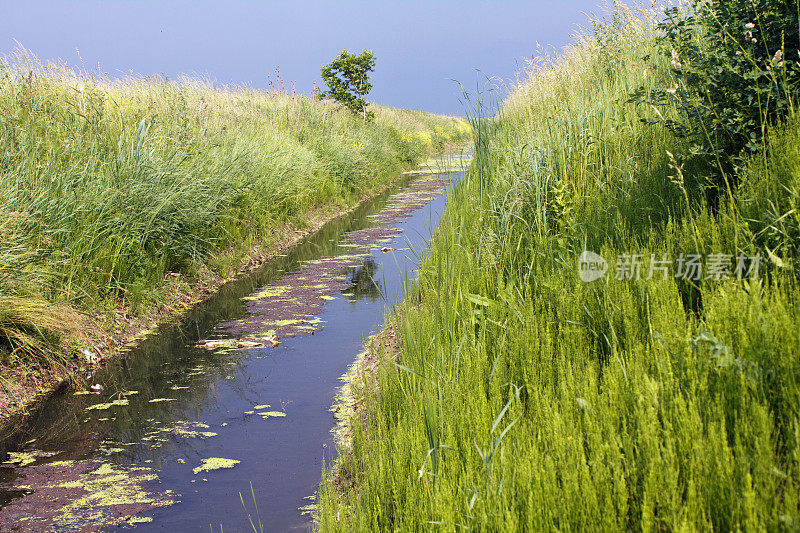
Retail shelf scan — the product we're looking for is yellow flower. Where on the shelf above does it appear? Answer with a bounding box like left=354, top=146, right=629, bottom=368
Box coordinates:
left=415, top=130, right=433, bottom=146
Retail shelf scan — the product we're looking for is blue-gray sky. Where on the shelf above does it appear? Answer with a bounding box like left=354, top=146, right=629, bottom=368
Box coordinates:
left=1, top=1, right=605, bottom=115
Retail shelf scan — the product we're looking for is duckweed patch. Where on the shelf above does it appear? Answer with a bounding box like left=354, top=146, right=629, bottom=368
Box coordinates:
left=0, top=459, right=176, bottom=531
left=299, top=494, right=317, bottom=517
left=85, top=398, right=129, bottom=411
left=258, top=411, right=287, bottom=419
left=47, top=460, right=75, bottom=468
left=2, top=450, right=57, bottom=467
left=241, top=285, right=290, bottom=301
left=139, top=420, right=219, bottom=445
left=192, top=457, right=240, bottom=475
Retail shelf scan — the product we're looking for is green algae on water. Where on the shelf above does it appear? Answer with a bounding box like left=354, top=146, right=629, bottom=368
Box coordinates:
left=192, top=457, right=240, bottom=474
left=85, top=398, right=129, bottom=411
left=242, top=285, right=290, bottom=301
left=140, top=421, right=218, bottom=443
left=0, top=458, right=177, bottom=531
left=49, top=463, right=175, bottom=527
left=258, top=411, right=287, bottom=419
left=3, top=450, right=57, bottom=467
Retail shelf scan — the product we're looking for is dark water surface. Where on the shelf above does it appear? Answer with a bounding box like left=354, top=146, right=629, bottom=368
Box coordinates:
left=0, top=171, right=460, bottom=532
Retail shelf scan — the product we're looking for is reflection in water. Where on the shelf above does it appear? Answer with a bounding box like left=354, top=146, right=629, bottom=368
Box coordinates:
left=343, top=258, right=383, bottom=302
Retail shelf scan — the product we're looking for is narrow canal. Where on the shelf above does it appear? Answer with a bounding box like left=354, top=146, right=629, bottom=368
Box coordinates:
left=0, top=169, right=462, bottom=532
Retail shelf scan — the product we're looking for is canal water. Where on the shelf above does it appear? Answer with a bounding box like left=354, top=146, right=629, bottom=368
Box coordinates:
left=0, top=169, right=461, bottom=532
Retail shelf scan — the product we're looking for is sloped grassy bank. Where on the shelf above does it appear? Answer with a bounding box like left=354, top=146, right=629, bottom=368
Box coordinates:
left=0, top=53, right=471, bottom=418
left=318, top=5, right=800, bottom=531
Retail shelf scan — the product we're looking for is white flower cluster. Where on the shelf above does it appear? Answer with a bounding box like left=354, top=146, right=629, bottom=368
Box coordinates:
left=671, top=48, right=682, bottom=70
left=744, top=22, right=757, bottom=43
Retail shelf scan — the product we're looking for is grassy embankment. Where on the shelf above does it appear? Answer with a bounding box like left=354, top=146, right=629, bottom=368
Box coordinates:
left=0, top=53, right=471, bottom=413
left=319, top=4, right=800, bottom=531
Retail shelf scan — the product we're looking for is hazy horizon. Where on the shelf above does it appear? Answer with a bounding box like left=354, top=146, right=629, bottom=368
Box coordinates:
left=2, top=1, right=606, bottom=115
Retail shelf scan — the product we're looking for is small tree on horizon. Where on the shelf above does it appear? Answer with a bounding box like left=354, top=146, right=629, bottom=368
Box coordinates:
left=318, top=49, right=376, bottom=122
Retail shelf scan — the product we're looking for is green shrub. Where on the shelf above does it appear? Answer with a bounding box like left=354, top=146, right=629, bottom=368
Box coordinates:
left=641, top=0, right=800, bottom=183
left=318, top=49, right=376, bottom=122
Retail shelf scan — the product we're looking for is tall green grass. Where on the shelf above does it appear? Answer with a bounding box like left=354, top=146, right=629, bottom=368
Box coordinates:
left=0, top=51, right=470, bottom=367
left=318, top=4, right=800, bottom=530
